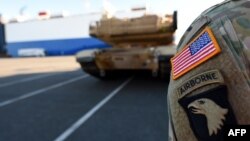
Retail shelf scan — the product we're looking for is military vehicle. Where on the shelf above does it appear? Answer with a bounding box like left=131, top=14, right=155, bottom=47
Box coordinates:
left=76, top=10, right=177, bottom=80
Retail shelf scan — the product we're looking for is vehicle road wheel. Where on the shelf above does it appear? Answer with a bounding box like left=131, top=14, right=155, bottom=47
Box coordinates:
left=80, top=61, right=111, bottom=80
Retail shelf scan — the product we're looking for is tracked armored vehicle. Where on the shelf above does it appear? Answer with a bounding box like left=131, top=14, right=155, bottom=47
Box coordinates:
left=76, top=11, right=177, bottom=80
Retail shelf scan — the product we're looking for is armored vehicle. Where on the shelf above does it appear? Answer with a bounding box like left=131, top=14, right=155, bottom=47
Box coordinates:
left=76, top=11, right=177, bottom=80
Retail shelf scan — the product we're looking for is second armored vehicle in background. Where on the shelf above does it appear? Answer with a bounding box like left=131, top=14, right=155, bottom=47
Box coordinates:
left=76, top=10, right=177, bottom=80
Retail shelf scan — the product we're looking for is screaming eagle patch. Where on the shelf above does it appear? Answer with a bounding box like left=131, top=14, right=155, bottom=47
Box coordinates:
left=178, top=85, right=237, bottom=141
left=171, top=27, right=221, bottom=80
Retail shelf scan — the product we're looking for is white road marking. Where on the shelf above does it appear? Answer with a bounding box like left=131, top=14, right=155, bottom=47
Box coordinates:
left=54, top=77, right=133, bottom=141
left=0, top=73, right=60, bottom=88
left=0, top=75, right=89, bottom=107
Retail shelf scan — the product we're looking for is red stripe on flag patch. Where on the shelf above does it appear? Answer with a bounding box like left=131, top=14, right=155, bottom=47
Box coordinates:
left=171, top=27, right=221, bottom=80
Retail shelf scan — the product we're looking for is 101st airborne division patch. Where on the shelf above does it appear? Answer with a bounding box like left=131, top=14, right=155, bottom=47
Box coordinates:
left=171, top=27, right=221, bottom=80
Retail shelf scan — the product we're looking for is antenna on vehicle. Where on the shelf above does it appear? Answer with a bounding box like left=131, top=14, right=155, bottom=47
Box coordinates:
left=102, top=0, right=116, bottom=19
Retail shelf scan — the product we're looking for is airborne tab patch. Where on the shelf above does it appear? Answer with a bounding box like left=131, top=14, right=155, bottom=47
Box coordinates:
left=171, top=27, right=221, bottom=80
left=177, top=70, right=224, bottom=99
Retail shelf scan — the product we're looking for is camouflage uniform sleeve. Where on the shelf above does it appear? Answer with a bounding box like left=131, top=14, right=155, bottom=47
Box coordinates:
left=168, top=0, right=250, bottom=141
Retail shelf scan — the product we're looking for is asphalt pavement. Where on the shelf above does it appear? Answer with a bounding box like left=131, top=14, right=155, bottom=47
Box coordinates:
left=0, top=56, right=170, bottom=141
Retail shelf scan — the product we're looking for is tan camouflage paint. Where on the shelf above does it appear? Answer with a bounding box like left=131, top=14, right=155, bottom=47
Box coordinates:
left=89, top=13, right=176, bottom=71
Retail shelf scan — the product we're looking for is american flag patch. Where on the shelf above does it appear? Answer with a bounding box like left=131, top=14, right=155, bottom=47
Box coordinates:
left=171, top=27, right=221, bottom=80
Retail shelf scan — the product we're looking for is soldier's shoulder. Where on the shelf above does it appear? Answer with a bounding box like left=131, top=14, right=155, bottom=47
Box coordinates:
left=201, top=0, right=249, bottom=18
left=201, top=0, right=231, bottom=16
left=177, top=0, right=249, bottom=50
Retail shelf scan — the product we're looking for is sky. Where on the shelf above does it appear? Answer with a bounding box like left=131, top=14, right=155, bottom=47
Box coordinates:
left=0, top=0, right=224, bottom=42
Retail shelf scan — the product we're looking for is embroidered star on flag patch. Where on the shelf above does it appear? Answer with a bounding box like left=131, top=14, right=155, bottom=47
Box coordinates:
left=171, top=27, right=221, bottom=80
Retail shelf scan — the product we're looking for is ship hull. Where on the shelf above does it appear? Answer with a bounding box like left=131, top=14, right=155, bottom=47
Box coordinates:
left=6, top=37, right=109, bottom=57
left=5, top=14, right=110, bottom=57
